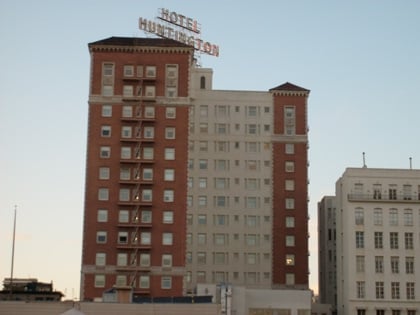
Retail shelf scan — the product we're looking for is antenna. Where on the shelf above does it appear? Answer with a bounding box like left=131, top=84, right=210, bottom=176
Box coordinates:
left=9, top=205, right=17, bottom=299
left=409, top=157, right=412, bottom=169
left=362, top=152, right=367, bottom=168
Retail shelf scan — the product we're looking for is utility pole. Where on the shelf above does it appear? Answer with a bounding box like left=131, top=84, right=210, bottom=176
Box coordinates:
left=9, top=205, right=17, bottom=300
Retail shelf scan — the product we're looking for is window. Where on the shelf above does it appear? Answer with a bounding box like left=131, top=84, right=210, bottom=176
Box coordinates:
left=97, top=209, right=108, bottom=222
left=143, top=168, right=153, bottom=180
left=285, top=143, right=294, bottom=154
left=390, top=232, right=399, bottom=249
left=199, top=177, right=208, bottom=188
left=197, top=252, right=206, bottom=264
left=143, top=126, right=154, bottom=139
left=96, top=231, right=107, bottom=243
left=246, top=215, right=258, bottom=227
left=163, top=190, right=174, bottom=202
left=199, top=159, right=208, bottom=169
left=406, top=282, right=415, bottom=300
left=286, top=216, right=295, bottom=228
left=199, top=123, right=208, bottom=133
left=284, top=106, right=296, bottom=135
left=389, top=208, right=398, bottom=226
left=98, top=188, right=109, bottom=201
left=198, top=215, right=207, bottom=225
left=100, top=146, right=110, bottom=158
left=142, top=189, right=152, bottom=202
left=123, top=65, right=134, bottom=77
left=285, top=180, right=295, bottom=191
left=118, top=232, right=128, bottom=244
left=373, top=208, right=383, bottom=225
left=139, top=275, right=150, bottom=288
left=117, top=253, right=127, bottom=266
left=197, top=233, right=207, bottom=245
left=164, top=169, right=174, bottom=181
left=123, top=85, right=133, bottom=97
left=165, top=107, right=176, bottom=119
left=165, top=148, right=175, bottom=160
left=286, top=235, right=295, bottom=247
left=375, top=256, right=384, bottom=273
left=198, top=196, right=207, bottom=207
left=391, top=282, right=400, bottom=299
left=101, top=125, right=111, bottom=137
left=96, top=253, right=106, bottom=266
left=116, top=275, right=126, bottom=287
left=118, top=210, right=129, bottom=223
left=199, top=105, right=208, bottom=117
left=143, top=147, right=154, bottom=159
left=121, top=147, right=131, bottom=159
left=199, top=141, right=208, bottom=152
left=145, top=66, right=156, bottom=77
left=285, top=198, right=295, bottom=209
left=374, top=232, right=383, bottom=249
left=405, top=232, right=414, bottom=249
left=162, top=232, right=173, bottom=245
left=165, top=127, right=175, bottom=139
left=245, top=196, right=257, bottom=209
left=162, top=254, right=172, bottom=267
left=102, top=105, right=112, bottom=117
left=356, top=256, right=365, bottom=272
left=406, top=257, right=414, bottom=274
left=163, top=211, right=173, bottom=224
left=122, top=105, right=133, bottom=118
left=373, top=184, right=382, bottom=199
left=141, top=210, right=152, bottom=223
left=144, top=106, right=155, bottom=118
left=247, top=124, right=258, bottom=135
left=285, top=161, right=295, bottom=172
left=355, top=208, right=364, bottom=225
left=356, top=231, right=364, bottom=248
left=144, top=86, right=155, bottom=97
left=119, top=188, right=130, bottom=201
left=389, top=185, right=397, bottom=200
left=285, top=273, right=295, bottom=285
left=246, top=234, right=257, bottom=246
left=376, top=282, right=384, bottom=299
left=214, top=234, right=227, bottom=245
left=286, top=254, right=295, bottom=266
left=121, top=126, right=132, bottom=138
left=357, top=281, right=365, bottom=298
left=404, top=209, right=413, bottom=226
left=140, top=232, right=151, bottom=245
left=94, top=275, right=105, bottom=288
left=391, top=256, right=399, bottom=273
left=99, top=167, right=110, bottom=180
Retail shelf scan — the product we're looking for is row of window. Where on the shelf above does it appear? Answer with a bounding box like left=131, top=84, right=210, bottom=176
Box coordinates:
left=353, top=182, right=420, bottom=200
left=356, top=281, right=415, bottom=300
left=187, top=195, right=295, bottom=208
left=187, top=214, right=296, bottom=228
left=186, top=251, right=296, bottom=266
left=94, top=274, right=171, bottom=289
left=355, top=207, right=417, bottom=226
left=95, top=252, right=173, bottom=268
left=191, top=122, right=272, bottom=135
left=186, top=271, right=296, bottom=286
left=97, top=209, right=173, bottom=224
left=96, top=231, right=173, bottom=245
left=195, top=104, right=271, bottom=118
left=355, top=231, right=415, bottom=249
left=98, top=188, right=177, bottom=203
left=101, top=125, right=176, bottom=140
left=102, top=104, right=176, bottom=119
left=356, top=255, right=415, bottom=274
left=186, top=233, right=296, bottom=247
left=357, top=310, right=416, bottom=315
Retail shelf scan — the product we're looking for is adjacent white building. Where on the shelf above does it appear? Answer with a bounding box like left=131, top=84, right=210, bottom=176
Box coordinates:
left=332, top=167, right=420, bottom=315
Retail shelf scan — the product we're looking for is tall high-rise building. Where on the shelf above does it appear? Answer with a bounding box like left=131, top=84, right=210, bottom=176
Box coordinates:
left=319, top=167, right=420, bottom=315
left=81, top=36, right=310, bottom=302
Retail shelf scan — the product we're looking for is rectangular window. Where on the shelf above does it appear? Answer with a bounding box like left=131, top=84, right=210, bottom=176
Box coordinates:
left=121, top=147, right=131, bottom=159
left=404, top=209, right=413, bottom=226
left=123, top=65, right=134, bottom=77
left=375, top=256, right=384, bottom=273
left=165, top=107, right=176, bottom=119
left=163, top=190, right=174, bottom=202
left=143, top=147, right=154, bottom=159
left=121, top=126, right=132, bottom=138
left=356, top=231, right=364, bottom=248
left=373, top=208, right=383, bottom=225
left=96, top=231, right=107, bottom=244
left=142, top=189, right=152, bottom=202
left=118, top=210, right=129, bottom=223
left=96, top=253, right=106, bottom=266
left=100, top=146, right=111, bottom=158
left=374, top=232, right=383, bottom=249
left=199, top=159, right=208, bottom=169
left=285, top=180, right=295, bottom=191
left=102, top=105, right=112, bottom=117
left=199, top=177, right=207, bottom=188
left=286, top=216, right=295, bottom=228
left=99, top=167, right=110, bottom=180
left=165, top=127, right=175, bottom=139
left=163, top=211, right=173, bottom=224
left=376, top=282, right=384, bottom=299
left=285, top=161, right=295, bottom=172
left=139, top=275, right=150, bottom=288
left=285, top=143, right=294, bottom=154
left=145, top=66, right=156, bottom=77
left=390, top=232, right=399, bottom=249
left=164, top=169, right=175, bottom=181
left=141, top=210, right=152, bottom=223
left=101, top=125, right=111, bottom=137
left=141, top=232, right=151, bottom=245
left=123, top=85, right=133, bottom=97
left=165, top=148, right=175, bottom=160
left=391, top=256, right=399, bottom=273
left=161, top=276, right=172, bottom=289
left=405, top=232, right=414, bottom=249
left=406, top=256, right=414, bottom=274
left=142, top=168, right=153, bottom=181
left=144, top=106, right=155, bottom=118
left=162, top=254, right=173, bottom=267
left=97, top=209, right=108, bottom=222
left=119, top=188, right=130, bottom=201
left=98, top=188, right=109, bottom=201
left=357, top=281, right=365, bottom=298
left=355, top=208, right=364, bottom=225
left=406, top=282, right=415, bottom=300
left=285, top=198, right=295, bottom=209
left=391, top=282, right=400, bottom=299
left=284, top=106, right=296, bottom=135
left=162, top=232, right=173, bottom=245
left=286, top=235, right=295, bottom=247
left=389, top=208, right=398, bottom=226
left=356, top=256, right=365, bottom=272
left=94, top=275, right=105, bottom=288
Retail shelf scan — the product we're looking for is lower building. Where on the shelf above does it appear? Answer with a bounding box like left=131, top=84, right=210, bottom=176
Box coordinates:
left=320, top=167, right=420, bottom=315
left=0, top=278, right=63, bottom=302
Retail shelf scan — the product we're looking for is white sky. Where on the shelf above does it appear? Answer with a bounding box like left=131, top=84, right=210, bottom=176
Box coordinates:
left=1, top=0, right=419, bottom=300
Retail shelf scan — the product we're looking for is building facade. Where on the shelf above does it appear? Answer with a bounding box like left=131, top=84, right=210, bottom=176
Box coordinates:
left=318, top=196, right=337, bottom=313
left=81, top=36, right=310, bottom=302
left=332, top=168, right=420, bottom=315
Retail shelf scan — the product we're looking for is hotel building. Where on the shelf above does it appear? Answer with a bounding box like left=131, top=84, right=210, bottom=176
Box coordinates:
left=81, top=36, right=310, bottom=302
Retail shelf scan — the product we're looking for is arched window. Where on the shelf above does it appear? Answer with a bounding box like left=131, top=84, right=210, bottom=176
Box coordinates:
left=200, top=76, right=206, bottom=89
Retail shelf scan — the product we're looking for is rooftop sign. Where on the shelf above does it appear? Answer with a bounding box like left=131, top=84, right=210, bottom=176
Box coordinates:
left=139, top=8, right=219, bottom=57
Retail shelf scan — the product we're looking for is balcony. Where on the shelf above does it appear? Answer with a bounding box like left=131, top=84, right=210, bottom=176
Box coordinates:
left=116, top=243, right=152, bottom=250
left=348, top=193, right=420, bottom=203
